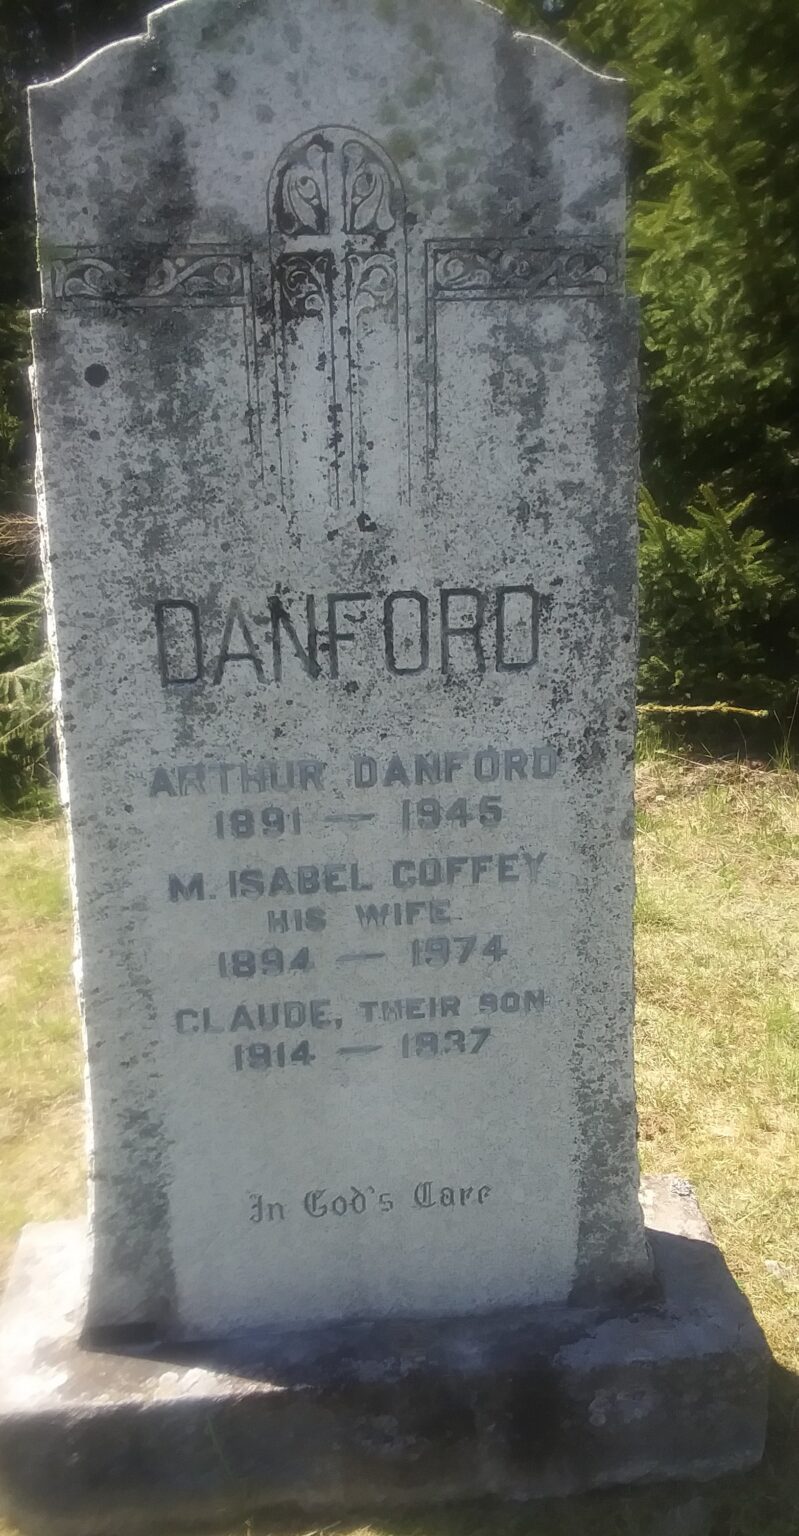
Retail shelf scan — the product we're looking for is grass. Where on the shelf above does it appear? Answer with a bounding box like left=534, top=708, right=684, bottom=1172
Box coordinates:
left=0, top=757, right=797, bottom=1536
left=0, top=819, right=83, bottom=1270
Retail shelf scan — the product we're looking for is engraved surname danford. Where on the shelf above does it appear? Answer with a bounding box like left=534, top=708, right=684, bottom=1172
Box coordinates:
left=153, top=585, right=541, bottom=685
left=352, top=745, right=556, bottom=787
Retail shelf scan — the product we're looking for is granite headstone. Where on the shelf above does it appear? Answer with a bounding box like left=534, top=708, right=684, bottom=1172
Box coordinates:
left=28, top=0, right=651, bottom=1338
left=0, top=2, right=767, bottom=1529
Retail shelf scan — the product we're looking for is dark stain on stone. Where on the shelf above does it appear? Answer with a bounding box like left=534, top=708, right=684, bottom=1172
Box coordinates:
left=29, top=90, right=64, bottom=136
left=214, top=68, right=236, bottom=98
left=84, top=39, right=199, bottom=247
left=117, top=38, right=172, bottom=133
left=575, top=719, right=608, bottom=774
left=84, top=363, right=109, bottom=387
left=489, top=24, right=554, bottom=232
left=586, top=298, right=638, bottom=616
left=199, top=0, right=259, bottom=48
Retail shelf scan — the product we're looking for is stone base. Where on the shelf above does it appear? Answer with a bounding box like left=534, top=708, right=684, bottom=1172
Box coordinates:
left=0, top=1177, right=768, bottom=1535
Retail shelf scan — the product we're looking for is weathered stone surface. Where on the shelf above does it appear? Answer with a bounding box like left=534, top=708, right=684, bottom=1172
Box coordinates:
left=0, top=1179, right=769, bottom=1534
left=29, top=0, right=650, bottom=1339
left=12, top=2, right=771, bottom=1520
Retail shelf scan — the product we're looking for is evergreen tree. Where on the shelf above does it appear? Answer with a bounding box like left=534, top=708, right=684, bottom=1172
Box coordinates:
left=505, top=0, right=799, bottom=715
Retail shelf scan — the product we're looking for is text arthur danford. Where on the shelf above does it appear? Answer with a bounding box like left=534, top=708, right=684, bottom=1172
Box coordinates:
left=154, top=584, right=541, bottom=685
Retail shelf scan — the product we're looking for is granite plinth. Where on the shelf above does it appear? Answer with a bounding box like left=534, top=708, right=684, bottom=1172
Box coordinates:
left=0, top=1177, right=768, bottom=1535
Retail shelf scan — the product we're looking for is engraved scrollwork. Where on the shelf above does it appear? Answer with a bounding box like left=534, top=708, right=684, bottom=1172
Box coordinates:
left=343, top=141, right=396, bottom=234
left=144, top=255, right=244, bottom=298
left=50, top=251, right=245, bottom=304
left=433, top=243, right=615, bottom=298
left=561, top=250, right=609, bottom=286
left=434, top=250, right=491, bottom=292
left=347, top=252, right=398, bottom=318
left=275, top=139, right=329, bottom=236
left=51, top=258, right=130, bottom=301
left=497, top=249, right=560, bottom=289
left=276, top=252, right=333, bottom=319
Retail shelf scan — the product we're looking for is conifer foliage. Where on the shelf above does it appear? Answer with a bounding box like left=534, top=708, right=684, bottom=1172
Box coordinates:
left=506, top=0, right=799, bottom=716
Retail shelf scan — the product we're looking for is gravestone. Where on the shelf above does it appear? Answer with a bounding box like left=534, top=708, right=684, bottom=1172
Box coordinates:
left=0, top=0, right=767, bottom=1530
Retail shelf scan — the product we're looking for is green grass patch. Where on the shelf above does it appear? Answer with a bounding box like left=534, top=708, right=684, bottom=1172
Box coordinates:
left=0, top=820, right=83, bottom=1272
left=0, top=762, right=797, bottom=1535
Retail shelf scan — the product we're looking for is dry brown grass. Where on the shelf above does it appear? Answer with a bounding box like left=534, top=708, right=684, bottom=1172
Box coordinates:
left=634, top=757, right=799, bottom=1380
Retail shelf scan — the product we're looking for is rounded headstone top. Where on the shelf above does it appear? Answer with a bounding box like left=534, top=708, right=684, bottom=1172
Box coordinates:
left=29, top=0, right=627, bottom=256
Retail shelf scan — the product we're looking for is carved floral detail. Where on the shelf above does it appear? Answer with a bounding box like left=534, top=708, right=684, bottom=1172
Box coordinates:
left=347, top=252, right=397, bottom=317
left=276, top=252, right=333, bottom=319
left=275, top=139, right=329, bottom=235
left=50, top=252, right=245, bottom=304
left=343, top=141, right=396, bottom=234
left=52, top=258, right=128, bottom=300
left=268, top=126, right=409, bottom=513
left=432, top=244, right=615, bottom=297
left=144, top=255, right=244, bottom=297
